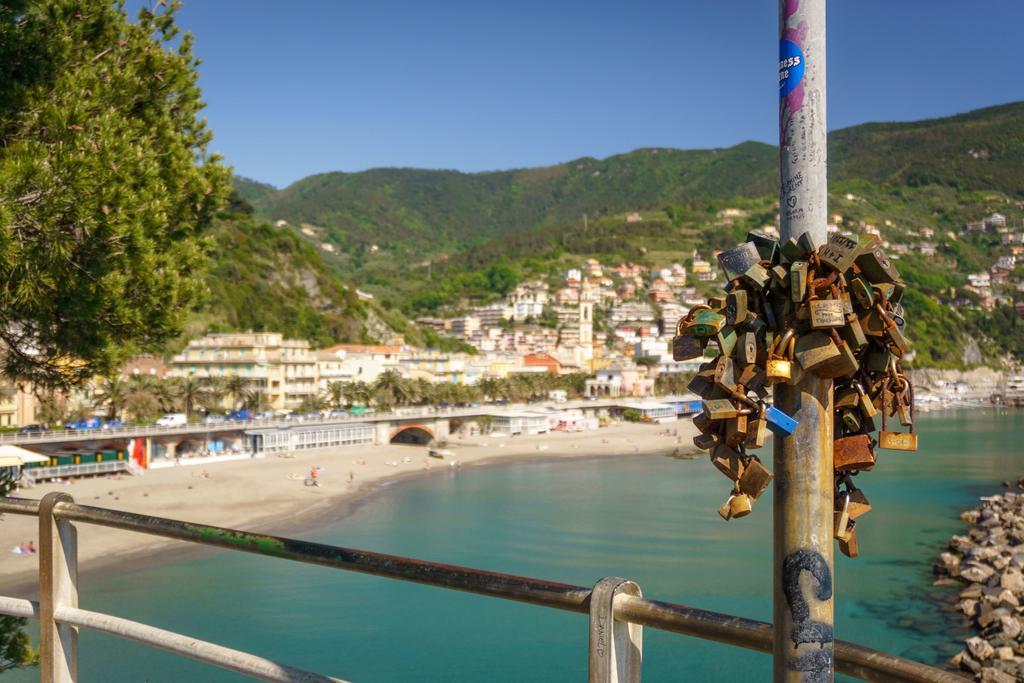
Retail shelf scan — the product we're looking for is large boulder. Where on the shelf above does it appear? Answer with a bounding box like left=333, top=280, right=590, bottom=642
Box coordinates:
left=968, top=636, right=996, bottom=661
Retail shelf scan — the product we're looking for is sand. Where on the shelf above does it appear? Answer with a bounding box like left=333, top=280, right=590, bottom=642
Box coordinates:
left=0, top=421, right=699, bottom=593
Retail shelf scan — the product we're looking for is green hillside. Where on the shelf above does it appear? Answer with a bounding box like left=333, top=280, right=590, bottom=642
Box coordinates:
left=227, top=102, right=1024, bottom=368
left=243, top=101, right=1024, bottom=262
left=179, top=196, right=410, bottom=350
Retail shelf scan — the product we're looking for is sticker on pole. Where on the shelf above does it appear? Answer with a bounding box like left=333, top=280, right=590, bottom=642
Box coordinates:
left=778, top=39, right=805, bottom=97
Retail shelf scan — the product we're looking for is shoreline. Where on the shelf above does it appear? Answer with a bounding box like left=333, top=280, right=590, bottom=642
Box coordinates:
left=934, top=483, right=1024, bottom=681
left=0, top=421, right=698, bottom=595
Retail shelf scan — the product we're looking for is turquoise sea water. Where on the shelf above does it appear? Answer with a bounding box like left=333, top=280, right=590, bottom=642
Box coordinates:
left=7, top=408, right=1024, bottom=681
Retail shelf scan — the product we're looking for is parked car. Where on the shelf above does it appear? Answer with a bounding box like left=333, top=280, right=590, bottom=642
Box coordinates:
left=101, top=419, right=125, bottom=430
left=204, top=414, right=226, bottom=425
left=253, top=411, right=274, bottom=420
left=227, top=409, right=253, bottom=421
left=65, top=417, right=101, bottom=431
left=17, top=424, right=45, bottom=435
left=327, top=409, right=347, bottom=418
left=155, top=413, right=187, bottom=427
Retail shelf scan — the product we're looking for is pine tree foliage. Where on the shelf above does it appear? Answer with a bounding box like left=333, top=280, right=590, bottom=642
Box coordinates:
left=0, top=0, right=229, bottom=387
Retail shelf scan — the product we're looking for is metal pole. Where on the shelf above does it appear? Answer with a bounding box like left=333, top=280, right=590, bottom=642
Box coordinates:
left=775, top=1, right=833, bottom=682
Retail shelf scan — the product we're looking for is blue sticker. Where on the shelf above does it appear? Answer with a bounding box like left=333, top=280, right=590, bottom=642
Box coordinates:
left=779, top=39, right=805, bottom=97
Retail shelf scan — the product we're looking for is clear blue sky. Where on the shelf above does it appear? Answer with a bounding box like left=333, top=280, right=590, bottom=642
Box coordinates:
left=167, top=0, right=1024, bottom=188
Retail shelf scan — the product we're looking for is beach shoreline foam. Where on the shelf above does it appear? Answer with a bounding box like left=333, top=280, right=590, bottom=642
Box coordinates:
left=0, top=420, right=698, bottom=595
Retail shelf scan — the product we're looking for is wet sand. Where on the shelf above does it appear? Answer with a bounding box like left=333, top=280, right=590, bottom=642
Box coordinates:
left=0, top=421, right=698, bottom=593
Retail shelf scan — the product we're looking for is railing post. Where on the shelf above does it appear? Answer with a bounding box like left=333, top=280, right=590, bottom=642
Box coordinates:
left=589, top=577, right=642, bottom=683
left=39, top=492, right=78, bottom=683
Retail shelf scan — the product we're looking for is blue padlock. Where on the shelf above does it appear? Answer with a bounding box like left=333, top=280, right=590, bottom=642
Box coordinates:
left=764, top=405, right=798, bottom=436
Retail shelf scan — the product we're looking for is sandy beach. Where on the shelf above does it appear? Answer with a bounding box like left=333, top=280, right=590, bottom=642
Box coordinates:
left=0, top=421, right=698, bottom=593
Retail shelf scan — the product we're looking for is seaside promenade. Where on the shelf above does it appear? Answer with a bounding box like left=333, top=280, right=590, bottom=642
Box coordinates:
left=0, top=421, right=697, bottom=591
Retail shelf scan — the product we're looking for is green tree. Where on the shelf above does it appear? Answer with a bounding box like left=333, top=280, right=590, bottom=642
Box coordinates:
left=372, top=370, right=408, bottom=410
left=323, top=381, right=347, bottom=409
left=168, top=376, right=209, bottom=418
left=223, top=376, right=250, bottom=411
left=93, top=376, right=128, bottom=420
left=0, top=0, right=230, bottom=387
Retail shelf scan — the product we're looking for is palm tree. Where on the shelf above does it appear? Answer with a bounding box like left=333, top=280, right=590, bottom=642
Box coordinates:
left=478, top=377, right=501, bottom=402
left=202, top=377, right=228, bottom=413
left=123, top=374, right=162, bottom=422
left=372, top=370, right=407, bottom=410
left=224, top=375, right=250, bottom=411
left=344, top=381, right=372, bottom=408
left=298, top=394, right=328, bottom=414
left=94, top=376, right=128, bottom=419
left=168, top=376, right=209, bottom=418
left=323, top=381, right=347, bottom=409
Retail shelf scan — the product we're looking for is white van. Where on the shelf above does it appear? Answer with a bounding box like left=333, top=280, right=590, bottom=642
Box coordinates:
left=156, top=413, right=187, bottom=427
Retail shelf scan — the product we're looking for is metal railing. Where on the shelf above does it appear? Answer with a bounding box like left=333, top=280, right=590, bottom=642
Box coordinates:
left=0, top=495, right=965, bottom=682
left=19, top=460, right=138, bottom=486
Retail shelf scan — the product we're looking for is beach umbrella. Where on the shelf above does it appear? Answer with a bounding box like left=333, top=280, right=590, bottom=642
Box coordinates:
left=0, top=445, right=50, bottom=467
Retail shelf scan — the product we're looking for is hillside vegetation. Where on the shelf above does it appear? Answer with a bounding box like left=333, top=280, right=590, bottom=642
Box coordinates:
left=228, top=102, right=1024, bottom=368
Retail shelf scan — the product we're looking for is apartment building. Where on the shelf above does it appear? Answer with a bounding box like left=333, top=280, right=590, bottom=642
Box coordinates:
left=170, top=332, right=318, bottom=411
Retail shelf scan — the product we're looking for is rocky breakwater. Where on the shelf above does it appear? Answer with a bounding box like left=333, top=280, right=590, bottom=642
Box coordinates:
left=935, top=491, right=1024, bottom=681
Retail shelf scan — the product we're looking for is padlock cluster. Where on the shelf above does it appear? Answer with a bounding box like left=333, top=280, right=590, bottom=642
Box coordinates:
left=672, top=229, right=918, bottom=558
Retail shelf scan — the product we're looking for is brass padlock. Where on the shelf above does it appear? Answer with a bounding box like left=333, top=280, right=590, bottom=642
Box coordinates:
left=728, top=491, right=753, bottom=519
left=816, top=330, right=859, bottom=378
left=726, top=290, right=748, bottom=326
left=737, top=363, right=766, bottom=394
left=856, top=245, right=900, bottom=284
left=703, top=399, right=739, bottom=421
left=724, top=415, right=749, bottom=447
left=794, top=331, right=841, bottom=374
left=687, top=309, right=727, bottom=337
left=864, top=350, right=892, bottom=374
left=834, top=434, right=876, bottom=472
left=746, top=230, right=780, bottom=262
left=833, top=493, right=851, bottom=540
left=716, top=325, right=738, bottom=357
left=713, top=356, right=736, bottom=392
left=737, top=332, right=758, bottom=366
left=781, top=236, right=809, bottom=262
left=744, top=418, right=768, bottom=449
left=738, top=459, right=773, bottom=500
left=840, top=314, right=868, bottom=351
left=808, top=296, right=846, bottom=329
left=850, top=276, right=874, bottom=310
left=672, top=333, right=704, bottom=361
left=742, top=262, right=771, bottom=291
left=878, top=378, right=918, bottom=451
left=840, top=408, right=862, bottom=433
left=847, top=488, right=871, bottom=520
left=765, top=329, right=795, bottom=384
left=692, top=411, right=713, bottom=434
left=771, top=264, right=790, bottom=289
left=693, top=432, right=719, bottom=451
left=790, top=261, right=808, bottom=303
left=838, top=522, right=859, bottom=558
left=875, top=304, right=910, bottom=354
left=717, top=242, right=761, bottom=281
left=818, top=233, right=861, bottom=272
left=718, top=495, right=735, bottom=521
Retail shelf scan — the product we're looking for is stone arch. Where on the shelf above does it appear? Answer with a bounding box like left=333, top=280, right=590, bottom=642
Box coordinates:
left=390, top=424, right=434, bottom=445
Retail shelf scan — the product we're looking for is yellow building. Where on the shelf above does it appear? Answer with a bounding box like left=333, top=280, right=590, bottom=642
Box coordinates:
left=170, top=333, right=318, bottom=411
left=0, top=383, right=37, bottom=428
